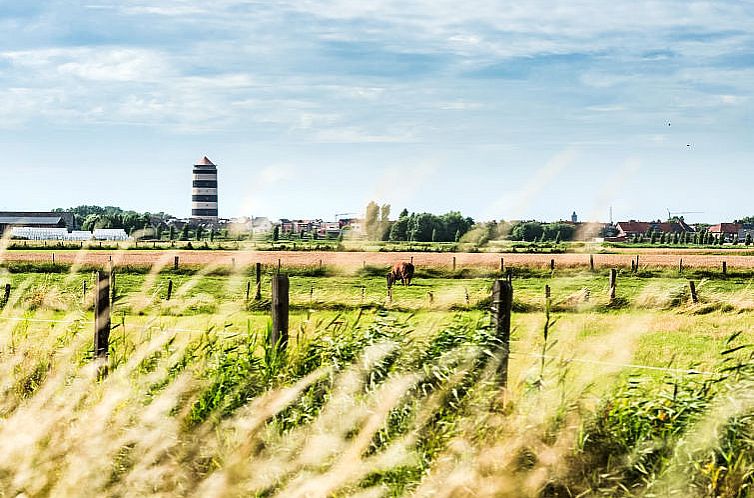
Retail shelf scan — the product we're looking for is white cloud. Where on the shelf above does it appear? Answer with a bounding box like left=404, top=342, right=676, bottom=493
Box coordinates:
left=57, top=49, right=169, bottom=82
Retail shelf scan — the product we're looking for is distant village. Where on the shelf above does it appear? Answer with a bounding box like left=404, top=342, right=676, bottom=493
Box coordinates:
left=1, top=209, right=754, bottom=245
left=1, top=157, right=752, bottom=244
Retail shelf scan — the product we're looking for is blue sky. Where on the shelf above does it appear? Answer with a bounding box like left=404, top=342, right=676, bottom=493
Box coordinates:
left=1, top=1, right=753, bottom=223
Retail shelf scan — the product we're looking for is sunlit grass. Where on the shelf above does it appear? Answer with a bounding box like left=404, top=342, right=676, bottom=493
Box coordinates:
left=0, top=249, right=754, bottom=496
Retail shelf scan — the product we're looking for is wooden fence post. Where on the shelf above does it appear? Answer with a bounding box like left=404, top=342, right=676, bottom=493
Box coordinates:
left=500, top=257, right=505, bottom=272
left=410, top=256, right=414, bottom=264
left=635, top=255, right=639, bottom=273
left=245, top=281, right=251, bottom=302
left=550, top=259, right=555, bottom=272
left=231, top=257, right=236, bottom=269
left=82, top=280, right=87, bottom=299
left=361, top=286, right=366, bottom=304
left=464, top=287, right=470, bottom=305
left=166, top=279, right=173, bottom=301
left=174, top=256, right=179, bottom=270
left=506, top=268, right=512, bottom=283
left=609, top=268, right=617, bottom=303
left=722, top=261, right=727, bottom=276
left=94, top=271, right=111, bottom=358
left=452, top=256, right=456, bottom=271
left=631, top=260, right=635, bottom=273
left=679, top=258, right=683, bottom=273
left=52, top=253, right=55, bottom=265
left=110, top=270, right=116, bottom=305
left=491, top=280, right=513, bottom=389
left=255, top=262, right=262, bottom=300
left=689, top=281, right=698, bottom=304
left=270, top=274, right=289, bottom=353
left=428, top=291, right=434, bottom=305
left=2, top=283, right=10, bottom=308
left=589, top=254, right=594, bottom=272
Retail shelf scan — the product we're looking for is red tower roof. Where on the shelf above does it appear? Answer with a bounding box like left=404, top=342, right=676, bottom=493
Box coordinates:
left=195, top=156, right=215, bottom=166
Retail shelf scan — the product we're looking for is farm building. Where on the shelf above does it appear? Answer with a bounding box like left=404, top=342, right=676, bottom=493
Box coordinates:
left=614, top=220, right=695, bottom=239
left=708, top=223, right=742, bottom=243
left=13, top=228, right=90, bottom=241
left=93, top=229, right=129, bottom=241
left=739, top=224, right=754, bottom=242
left=0, top=211, right=74, bottom=236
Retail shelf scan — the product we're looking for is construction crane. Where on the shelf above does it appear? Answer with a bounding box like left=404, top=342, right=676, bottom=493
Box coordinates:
left=666, top=208, right=703, bottom=221
left=335, top=212, right=357, bottom=221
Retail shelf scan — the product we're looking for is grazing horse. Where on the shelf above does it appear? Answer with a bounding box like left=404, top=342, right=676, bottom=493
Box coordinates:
left=387, top=261, right=414, bottom=287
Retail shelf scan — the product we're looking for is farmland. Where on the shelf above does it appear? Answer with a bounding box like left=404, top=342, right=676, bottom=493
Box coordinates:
left=0, top=248, right=753, bottom=496
left=5, top=246, right=754, bottom=271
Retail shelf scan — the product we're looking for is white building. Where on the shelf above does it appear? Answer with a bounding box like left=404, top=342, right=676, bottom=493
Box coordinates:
left=93, top=229, right=129, bottom=241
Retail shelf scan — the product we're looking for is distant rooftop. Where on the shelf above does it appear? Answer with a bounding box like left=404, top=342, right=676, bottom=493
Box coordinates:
left=0, top=216, right=64, bottom=225
left=195, top=156, right=216, bottom=166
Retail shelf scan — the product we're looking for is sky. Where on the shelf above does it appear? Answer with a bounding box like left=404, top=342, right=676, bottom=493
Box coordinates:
left=0, top=1, right=753, bottom=224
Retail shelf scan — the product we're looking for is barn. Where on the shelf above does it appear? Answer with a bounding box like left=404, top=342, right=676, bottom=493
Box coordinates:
left=0, top=212, right=74, bottom=236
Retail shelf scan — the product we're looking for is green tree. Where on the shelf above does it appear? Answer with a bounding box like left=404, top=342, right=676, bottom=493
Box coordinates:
left=510, top=221, right=544, bottom=242
left=439, top=212, right=475, bottom=242
left=379, top=204, right=391, bottom=241
left=408, top=213, right=435, bottom=242
left=272, top=226, right=280, bottom=242
left=180, top=225, right=189, bottom=241
left=364, top=201, right=380, bottom=240
left=746, top=233, right=752, bottom=246
left=169, top=225, right=176, bottom=241
left=389, top=211, right=410, bottom=241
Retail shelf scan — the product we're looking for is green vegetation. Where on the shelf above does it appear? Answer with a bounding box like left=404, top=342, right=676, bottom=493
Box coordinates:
left=54, top=205, right=173, bottom=233
left=1, top=260, right=754, bottom=496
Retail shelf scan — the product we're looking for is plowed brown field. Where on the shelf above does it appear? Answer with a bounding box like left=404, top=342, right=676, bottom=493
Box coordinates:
left=4, top=249, right=754, bottom=270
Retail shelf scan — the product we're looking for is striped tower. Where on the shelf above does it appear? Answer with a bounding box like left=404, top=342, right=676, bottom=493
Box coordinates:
left=191, top=156, right=219, bottom=221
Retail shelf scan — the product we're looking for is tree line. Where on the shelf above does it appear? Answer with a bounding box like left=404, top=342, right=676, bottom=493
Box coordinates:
left=53, top=206, right=173, bottom=234
left=362, top=202, right=476, bottom=242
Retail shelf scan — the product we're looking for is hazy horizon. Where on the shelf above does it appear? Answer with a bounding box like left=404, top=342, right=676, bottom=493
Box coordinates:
left=1, top=1, right=753, bottom=224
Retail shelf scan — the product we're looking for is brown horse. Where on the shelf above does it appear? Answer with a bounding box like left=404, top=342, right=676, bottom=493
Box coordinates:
left=387, top=261, right=414, bottom=287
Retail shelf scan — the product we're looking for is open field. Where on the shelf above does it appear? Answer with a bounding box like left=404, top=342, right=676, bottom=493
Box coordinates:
left=5, top=247, right=754, bottom=271
left=0, top=260, right=753, bottom=496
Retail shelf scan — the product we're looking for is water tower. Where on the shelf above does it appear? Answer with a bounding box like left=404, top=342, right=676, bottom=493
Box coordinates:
left=191, top=156, right=218, bottom=222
